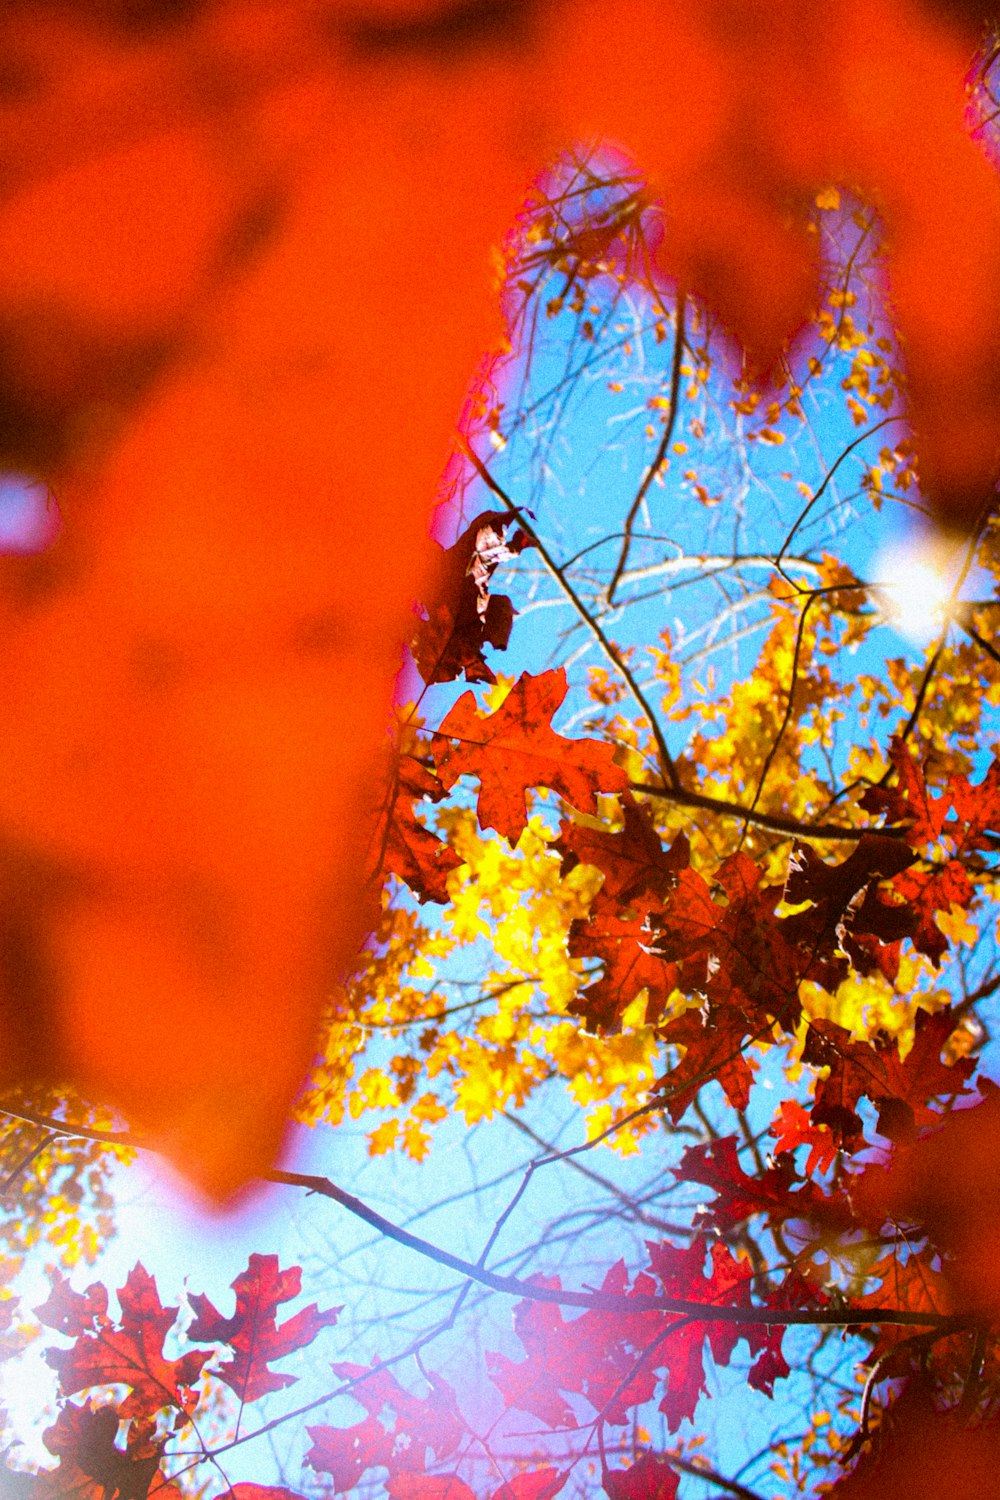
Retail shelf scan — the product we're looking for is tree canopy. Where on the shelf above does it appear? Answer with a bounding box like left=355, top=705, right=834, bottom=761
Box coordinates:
left=4, top=3, right=1000, bottom=1498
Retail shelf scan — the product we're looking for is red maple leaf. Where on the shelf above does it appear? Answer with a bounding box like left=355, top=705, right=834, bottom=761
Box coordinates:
left=0, top=0, right=995, bottom=1204
left=43, top=1264, right=208, bottom=1421
left=485, top=1279, right=582, bottom=1430
left=187, top=1254, right=339, bottom=1405
left=432, top=669, right=627, bottom=845
left=487, top=1263, right=668, bottom=1430
left=846, top=1245, right=954, bottom=1367
left=783, top=833, right=917, bottom=980
left=655, top=856, right=842, bottom=1035
left=492, top=1473, right=568, bottom=1500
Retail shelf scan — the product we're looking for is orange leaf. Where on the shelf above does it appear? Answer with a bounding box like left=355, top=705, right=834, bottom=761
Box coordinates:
left=433, top=669, right=628, bottom=845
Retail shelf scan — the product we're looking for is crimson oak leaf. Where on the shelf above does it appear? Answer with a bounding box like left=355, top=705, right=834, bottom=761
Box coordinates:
left=803, top=1006, right=973, bottom=1148
left=378, top=754, right=462, bottom=904
left=413, top=511, right=534, bottom=685
left=433, top=668, right=627, bottom=844
left=43, top=1264, right=208, bottom=1421
left=35, top=1273, right=109, bottom=1339
left=308, top=1362, right=462, bottom=1493
left=40, top=1399, right=184, bottom=1500
left=187, top=1254, right=340, bottom=1404
left=306, top=1415, right=394, bottom=1494
left=223, top=1490, right=312, bottom=1500
left=556, top=798, right=689, bottom=909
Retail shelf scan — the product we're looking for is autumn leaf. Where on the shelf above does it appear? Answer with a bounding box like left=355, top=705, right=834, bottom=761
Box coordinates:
left=556, top=798, right=689, bottom=909
left=769, top=1098, right=838, bottom=1176
left=604, top=1453, right=679, bottom=1500
left=387, top=1478, right=477, bottom=1500
left=802, top=1005, right=973, bottom=1148
left=413, top=510, right=534, bottom=685
left=869, top=1079, right=1000, bottom=1314
left=433, top=669, right=628, bottom=845
left=35, top=1272, right=109, bottom=1340
left=307, top=1361, right=462, bottom=1493
left=491, top=1473, right=568, bottom=1500
left=224, top=1490, right=312, bottom=1500
left=187, top=1254, right=340, bottom=1404
left=37, top=1400, right=180, bottom=1500
left=43, top=1264, right=208, bottom=1421
left=824, top=1382, right=1000, bottom=1499
left=306, top=1417, right=395, bottom=1496
left=675, top=1136, right=831, bottom=1238
left=569, top=905, right=679, bottom=1032
left=377, top=754, right=463, bottom=905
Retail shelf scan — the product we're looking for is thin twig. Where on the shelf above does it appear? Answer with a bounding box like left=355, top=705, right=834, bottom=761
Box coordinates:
left=608, top=288, right=687, bottom=604
left=774, top=416, right=901, bottom=579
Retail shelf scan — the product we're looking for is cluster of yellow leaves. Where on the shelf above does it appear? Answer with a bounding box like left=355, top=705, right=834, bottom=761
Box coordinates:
left=299, top=804, right=668, bottom=1159
left=0, top=1091, right=130, bottom=1274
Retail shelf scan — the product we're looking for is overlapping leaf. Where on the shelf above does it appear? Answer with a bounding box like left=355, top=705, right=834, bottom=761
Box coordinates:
left=414, top=512, right=534, bottom=685
left=433, top=669, right=628, bottom=845
left=487, top=1239, right=799, bottom=1439
left=378, top=754, right=462, bottom=905
left=802, top=1006, right=973, bottom=1149
left=38, top=1400, right=184, bottom=1500
left=307, top=1363, right=462, bottom=1494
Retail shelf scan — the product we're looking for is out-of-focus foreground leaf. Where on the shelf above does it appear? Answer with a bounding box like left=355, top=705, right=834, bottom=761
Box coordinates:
left=0, top=0, right=997, bottom=1198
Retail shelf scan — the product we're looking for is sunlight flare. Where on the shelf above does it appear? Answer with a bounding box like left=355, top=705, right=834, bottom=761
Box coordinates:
left=871, top=533, right=960, bottom=646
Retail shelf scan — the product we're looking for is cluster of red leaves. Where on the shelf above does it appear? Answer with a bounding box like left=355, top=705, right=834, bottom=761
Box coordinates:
left=401, top=681, right=981, bottom=1155
left=2, top=1254, right=339, bottom=1499
left=487, top=1242, right=806, bottom=1434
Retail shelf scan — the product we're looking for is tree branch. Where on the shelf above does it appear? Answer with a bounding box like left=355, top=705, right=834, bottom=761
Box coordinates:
left=2, top=1105, right=960, bottom=1330
left=628, top=779, right=899, bottom=842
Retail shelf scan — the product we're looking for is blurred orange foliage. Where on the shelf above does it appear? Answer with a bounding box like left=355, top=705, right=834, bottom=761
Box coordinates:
left=0, top=0, right=996, bottom=1196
